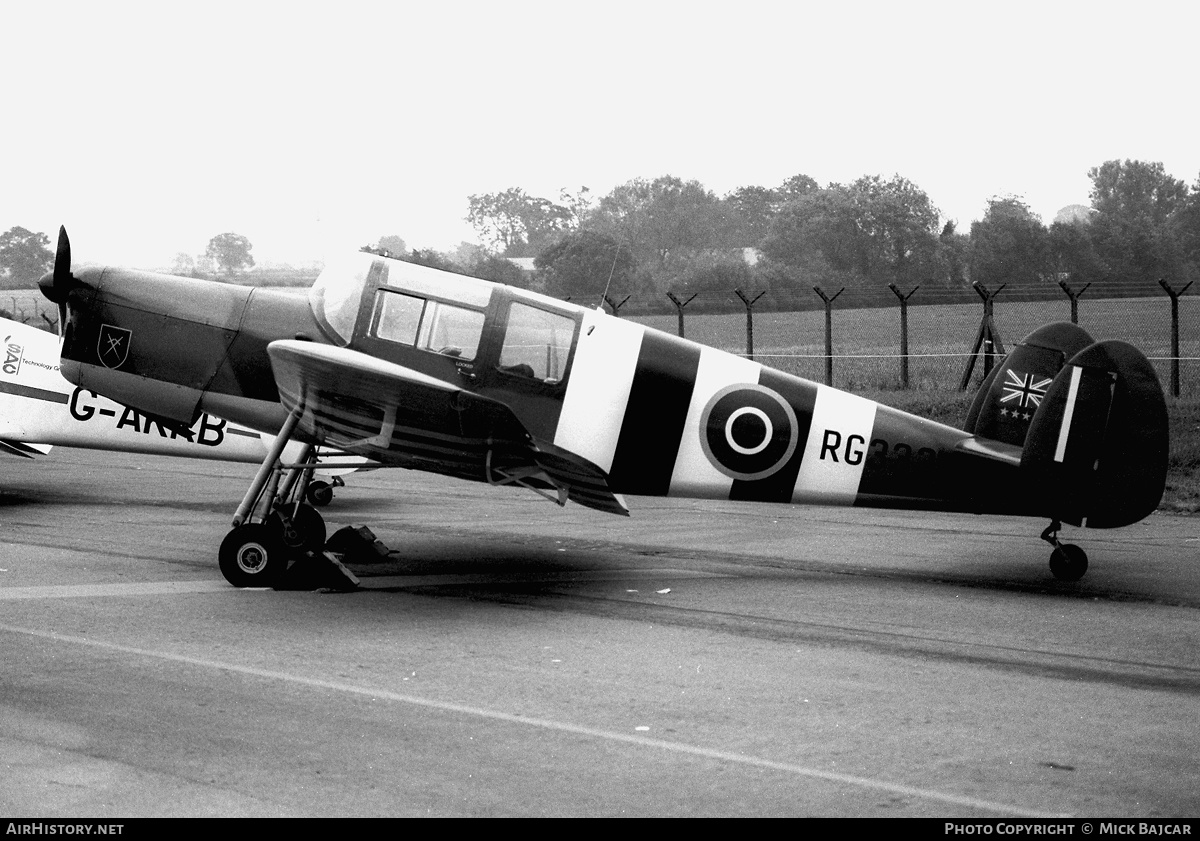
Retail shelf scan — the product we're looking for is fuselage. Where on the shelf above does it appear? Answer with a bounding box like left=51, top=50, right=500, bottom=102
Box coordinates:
left=51, top=252, right=1037, bottom=516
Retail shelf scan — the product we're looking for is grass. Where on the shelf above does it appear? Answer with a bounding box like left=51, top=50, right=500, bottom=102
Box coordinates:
left=630, top=296, right=1200, bottom=394
left=1162, top=398, right=1200, bottom=513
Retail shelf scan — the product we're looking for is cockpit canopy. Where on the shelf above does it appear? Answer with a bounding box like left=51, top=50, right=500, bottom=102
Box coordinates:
left=308, top=251, right=494, bottom=347
left=305, top=251, right=578, bottom=389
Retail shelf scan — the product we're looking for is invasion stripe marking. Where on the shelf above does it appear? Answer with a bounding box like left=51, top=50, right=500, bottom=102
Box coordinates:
left=791, top=385, right=877, bottom=505
left=607, top=331, right=701, bottom=495
left=553, top=310, right=645, bottom=474
left=668, top=347, right=761, bottom=500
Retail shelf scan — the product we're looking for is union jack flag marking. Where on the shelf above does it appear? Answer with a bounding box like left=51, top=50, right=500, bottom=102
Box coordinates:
left=1000, top=370, right=1052, bottom=408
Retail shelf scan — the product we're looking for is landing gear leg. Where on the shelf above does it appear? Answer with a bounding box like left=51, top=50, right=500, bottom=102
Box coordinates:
left=1041, top=519, right=1088, bottom=581
left=270, top=445, right=327, bottom=555
left=220, top=409, right=325, bottom=586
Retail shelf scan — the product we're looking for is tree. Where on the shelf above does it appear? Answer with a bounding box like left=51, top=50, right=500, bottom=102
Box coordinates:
left=557, top=186, right=593, bottom=229
left=469, top=253, right=529, bottom=288
left=1087, top=159, right=1189, bottom=286
left=449, top=241, right=486, bottom=267
left=377, top=235, right=407, bottom=256
left=968, top=196, right=1051, bottom=288
left=760, top=175, right=942, bottom=294
left=0, top=227, right=54, bottom=288
left=205, top=233, right=255, bottom=276
left=170, top=253, right=202, bottom=278
left=1170, top=172, right=1200, bottom=273
left=535, top=229, right=637, bottom=300
left=720, top=185, right=779, bottom=247
left=667, top=256, right=761, bottom=312
left=588, top=175, right=721, bottom=273
left=760, top=188, right=856, bottom=273
left=775, top=173, right=820, bottom=204
left=400, top=249, right=464, bottom=274
left=938, top=220, right=970, bottom=288
left=466, top=188, right=574, bottom=256
left=1048, top=218, right=1104, bottom=288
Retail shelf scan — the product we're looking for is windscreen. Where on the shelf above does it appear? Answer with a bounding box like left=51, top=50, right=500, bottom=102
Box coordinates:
left=308, top=252, right=377, bottom=344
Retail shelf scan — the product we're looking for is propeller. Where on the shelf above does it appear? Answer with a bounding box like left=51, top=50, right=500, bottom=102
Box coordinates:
left=38, top=226, right=72, bottom=335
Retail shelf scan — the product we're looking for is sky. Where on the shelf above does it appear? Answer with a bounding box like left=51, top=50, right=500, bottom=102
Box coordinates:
left=3, top=0, right=1198, bottom=270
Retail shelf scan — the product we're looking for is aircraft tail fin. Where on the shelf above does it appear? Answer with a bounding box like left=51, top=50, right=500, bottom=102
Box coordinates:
left=1020, top=340, right=1168, bottom=528
left=964, top=322, right=1095, bottom=447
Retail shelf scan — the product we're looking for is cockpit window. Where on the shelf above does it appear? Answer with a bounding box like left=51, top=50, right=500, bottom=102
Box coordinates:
left=372, top=289, right=423, bottom=345
left=370, top=288, right=485, bottom=361
left=416, top=300, right=485, bottom=360
left=499, top=302, right=576, bottom=382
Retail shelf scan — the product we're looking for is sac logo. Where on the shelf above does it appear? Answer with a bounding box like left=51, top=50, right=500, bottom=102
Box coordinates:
left=699, top=384, right=799, bottom=481
left=3, top=336, right=22, bottom=375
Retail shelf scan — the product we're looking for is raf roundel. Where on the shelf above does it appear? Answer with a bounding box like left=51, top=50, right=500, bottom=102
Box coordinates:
left=699, top=384, right=799, bottom=481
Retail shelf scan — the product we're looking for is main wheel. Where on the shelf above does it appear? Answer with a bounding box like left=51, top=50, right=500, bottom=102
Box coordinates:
left=1049, top=543, right=1088, bottom=581
left=219, top=524, right=287, bottom=587
left=306, top=480, right=334, bottom=507
left=271, top=503, right=327, bottom=555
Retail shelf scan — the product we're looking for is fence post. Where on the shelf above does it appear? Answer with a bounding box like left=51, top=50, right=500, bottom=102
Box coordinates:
left=734, top=289, right=765, bottom=360
left=603, top=294, right=631, bottom=318
left=666, top=291, right=697, bottom=338
left=888, top=283, right=919, bottom=389
left=1057, top=279, right=1091, bottom=324
left=813, top=285, right=845, bottom=387
left=1158, top=279, right=1193, bottom=398
left=958, top=281, right=1007, bottom=390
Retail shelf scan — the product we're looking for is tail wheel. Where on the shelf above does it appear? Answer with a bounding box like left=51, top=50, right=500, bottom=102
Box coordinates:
left=306, top=480, right=334, bottom=507
left=219, top=524, right=288, bottom=587
left=1049, top=543, right=1088, bottom=581
left=271, top=503, right=327, bottom=555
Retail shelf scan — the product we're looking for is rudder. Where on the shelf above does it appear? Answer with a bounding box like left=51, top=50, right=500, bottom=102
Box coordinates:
left=1020, top=340, right=1168, bottom=528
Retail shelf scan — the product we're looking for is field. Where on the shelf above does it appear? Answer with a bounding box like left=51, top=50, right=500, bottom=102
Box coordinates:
left=627, top=295, right=1200, bottom=395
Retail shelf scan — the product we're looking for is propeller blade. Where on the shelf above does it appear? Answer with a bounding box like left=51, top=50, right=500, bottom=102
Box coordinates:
left=37, top=226, right=72, bottom=336
left=53, top=226, right=71, bottom=289
left=38, top=226, right=73, bottom=304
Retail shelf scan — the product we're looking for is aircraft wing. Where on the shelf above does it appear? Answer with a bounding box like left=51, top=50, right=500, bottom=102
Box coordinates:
left=266, top=340, right=628, bottom=515
left=0, top=439, right=52, bottom=458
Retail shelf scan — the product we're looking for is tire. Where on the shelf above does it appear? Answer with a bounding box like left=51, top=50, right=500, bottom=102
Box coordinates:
left=1049, top=544, right=1088, bottom=581
left=271, top=503, right=327, bottom=554
left=219, top=524, right=287, bottom=587
left=306, top=481, right=334, bottom=507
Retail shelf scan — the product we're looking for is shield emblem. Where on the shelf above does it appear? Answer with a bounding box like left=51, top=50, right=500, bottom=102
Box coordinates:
left=97, top=324, right=132, bottom=369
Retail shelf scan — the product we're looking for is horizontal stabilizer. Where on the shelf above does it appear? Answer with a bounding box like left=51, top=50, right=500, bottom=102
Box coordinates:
left=1021, top=340, right=1168, bottom=528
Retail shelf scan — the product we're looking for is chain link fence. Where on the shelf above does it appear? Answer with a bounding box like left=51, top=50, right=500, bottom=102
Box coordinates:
left=628, top=287, right=1199, bottom=398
